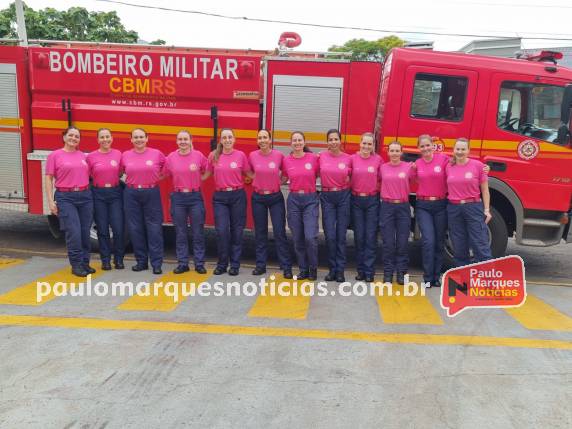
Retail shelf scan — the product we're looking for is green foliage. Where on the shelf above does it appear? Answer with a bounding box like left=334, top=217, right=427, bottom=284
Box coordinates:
left=0, top=2, right=139, bottom=43
left=328, top=36, right=405, bottom=61
left=149, top=39, right=166, bottom=45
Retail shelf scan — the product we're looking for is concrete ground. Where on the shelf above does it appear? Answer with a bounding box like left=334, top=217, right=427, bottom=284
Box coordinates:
left=0, top=209, right=570, bottom=428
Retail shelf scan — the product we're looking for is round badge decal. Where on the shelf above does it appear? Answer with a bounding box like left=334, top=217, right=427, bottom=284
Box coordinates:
left=517, top=139, right=540, bottom=160
left=367, top=166, right=375, bottom=173
left=398, top=172, right=406, bottom=179
left=230, top=161, right=238, bottom=169
left=338, top=163, right=346, bottom=170
left=146, top=160, right=153, bottom=166
left=190, top=163, right=197, bottom=171
left=269, top=162, right=276, bottom=169
left=464, top=172, right=473, bottom=179
left=110, top=160, right=118, bottom=167
left=434, top=165, right=442, bottom=173
left=304, top=163, right=312, bottom=170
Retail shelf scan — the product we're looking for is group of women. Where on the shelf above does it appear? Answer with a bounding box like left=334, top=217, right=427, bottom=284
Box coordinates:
left=45, top=127, right=493, bottom=284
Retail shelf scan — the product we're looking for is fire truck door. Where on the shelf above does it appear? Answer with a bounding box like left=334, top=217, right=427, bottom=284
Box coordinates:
left=0, top=63, right=25, bottom=200
left=269, top=75, right=343, bottom=153
left=398, top=66, right=478, bottom=155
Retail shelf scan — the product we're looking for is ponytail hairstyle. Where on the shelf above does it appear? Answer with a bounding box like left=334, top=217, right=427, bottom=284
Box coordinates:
left=451, top=137, right=470, bottom=165
left=212, top=128, right=235, bottom=164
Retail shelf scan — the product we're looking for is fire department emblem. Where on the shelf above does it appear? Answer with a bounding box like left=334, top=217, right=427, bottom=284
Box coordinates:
left=305, top=163, right=312, bottom=170
left=230, top=162, right=238, bottom=169
left=110, top=160, right=118, bottom=167
left=367, top=166, right=375, bottom=173
left=398, top=172, right=406, bottom=179
left=189, top=163, right=197, bottom=171
left=434, top=166, right=442, bottom=173
left=517, top=139, right=539, bottom=160
left=465, top=172, right=473, bottom=179
left=146, top=160, right=153, bottom=166
left=268, top=162, right=276, bottom=169
left=338, top=162, right=346, bottom=169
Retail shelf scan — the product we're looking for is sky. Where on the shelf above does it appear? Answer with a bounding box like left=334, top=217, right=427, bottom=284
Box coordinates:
left=3, top=0, right=572, bottom=52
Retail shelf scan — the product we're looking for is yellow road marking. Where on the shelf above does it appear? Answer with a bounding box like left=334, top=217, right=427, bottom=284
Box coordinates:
left=247, top=274, right=311, bottom=319
left=376, top=283, right=444, bottom=325
left=0, top=267, right=103, bottom=306
left=0, top=258, right=24, bottom=270
left=117, top=270, right=211, bottom=312
left=0, top=314, right=570, bottom=350
left=506, top=294, right=572, bottom=332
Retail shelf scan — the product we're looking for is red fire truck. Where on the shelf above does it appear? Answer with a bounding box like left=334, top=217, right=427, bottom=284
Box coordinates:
left=1, top=36, right=571, bottom=258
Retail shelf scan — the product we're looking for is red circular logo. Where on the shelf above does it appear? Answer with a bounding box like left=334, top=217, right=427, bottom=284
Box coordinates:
left=517, top=140, right=539, bottom=160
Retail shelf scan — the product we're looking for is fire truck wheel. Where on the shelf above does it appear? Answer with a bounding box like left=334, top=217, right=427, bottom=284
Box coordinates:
left=90, top=221, right=131, bottom=252
left=443, top=206, right=508, bottom=266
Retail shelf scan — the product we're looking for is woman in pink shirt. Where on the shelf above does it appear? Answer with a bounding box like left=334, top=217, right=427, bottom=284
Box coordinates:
left=350, top=132, right=382, bottom=283
left=45, top=126, right=94, bottom=277
left=87, top=128, right=124, bottom=271
left=413, top=134, right=449, bottom=287
left=163, top=130, right=208, bottom=275
left=446, top=138, right=492, bottom=267
left=204, top=128, right=251, bottom=276
left=319, top=129, right=352, bottom=283
left=379, top=141, right=414, bottom=284
left=248, top=129, right=292, bottom=278
left=121, top=128, right=166, bottom=275
left=282, top=131, right=319, bottom=281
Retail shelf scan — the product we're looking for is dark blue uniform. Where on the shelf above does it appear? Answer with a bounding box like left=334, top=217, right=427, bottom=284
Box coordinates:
left=92, top=186, right=124, bottom=266
left=351, top=194, right=379, bottom=278
left=171, top=191, right=206, bottom=269
left=56, top=189, right=93, bottom=270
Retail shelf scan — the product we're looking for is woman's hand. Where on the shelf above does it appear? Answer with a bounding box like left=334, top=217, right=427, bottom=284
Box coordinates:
left=484, top=209, right=492, bottom=224
left=49, top=201, right=58, bottom=215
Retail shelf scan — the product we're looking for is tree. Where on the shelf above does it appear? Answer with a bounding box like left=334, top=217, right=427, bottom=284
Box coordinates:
left=328, top=36, right=405, bottom=61
left=0, top=2, right=139, bottom=43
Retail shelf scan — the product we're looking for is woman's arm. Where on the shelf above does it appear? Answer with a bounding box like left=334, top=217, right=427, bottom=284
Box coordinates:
left=480, top=181, right=492, bottom=224
left=45, top=175, right=58, bottom=215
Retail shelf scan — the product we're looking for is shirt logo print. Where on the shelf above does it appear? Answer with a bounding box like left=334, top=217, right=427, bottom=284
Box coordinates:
left=304, top=163, right=312, bottom=170
left=146, top=160, right=153, bottom=166
left=268, top=162, right=276, bottom=169
left=465, top=172, right=473, bottom=179
left=398, top=172, right=406, bottom=179
left=338, top=163, right=346, bottom=169
left=434, top=166, right=442, bottom=173
left=110, top=160, right=118, bottom=167
left=230, top=161, right=238, bottom=169
left=367, top=166, right=375, bottom=173
left=190, top=163, right=197, bottom=171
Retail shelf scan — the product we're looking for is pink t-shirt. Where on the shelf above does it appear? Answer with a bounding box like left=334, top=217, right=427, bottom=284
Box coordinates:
left=282, top=152, right=319, bottom=193
left=249, top=149, right=284, bottom=193
left=45, top=149, right=89, bottom=188
left=87, top=149, right=122, bottom=187
left=163, top=149, right=207, bottom=190
left=446, top=159, right=488, bottom=201
left=350, top=153, right=382, bottom=194
left=414, top=153, right=449, bottom=198
left=206, top=150, right=250, bottom=189
left=379, top=161, right=414, bottom=201
left=319, top=151, right=352, bottom=189
left=121, top=148, right=166, bottom=187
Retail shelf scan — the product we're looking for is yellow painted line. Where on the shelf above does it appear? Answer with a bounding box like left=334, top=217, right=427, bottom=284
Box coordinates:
left=0, top=314, right=570, bottom=350
left=0, top=258, right=24, bottom=270
left=506, top=294, right=572, bottom=332
left=32, top=119, right=258, bottom=139
left=247, top=274, right=311, bottom=319
left=375, top=283, right=444, bottom=325
left=0, top=117, right=23, bottom=127
left=117, top=270, right=211, bottom=312
left=0, top=267, right=103, bottom=306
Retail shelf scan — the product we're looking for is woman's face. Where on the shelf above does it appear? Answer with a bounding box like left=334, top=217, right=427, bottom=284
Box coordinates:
left=327, top=132, right=341, bottom=152
left=131, top=129, right=148, bottom=150
left=64, top=128, right=80, bottom=148
left=359, top=136, right=374, bottom=155
left=97, top=130, right=112, bottom=150
left=291, top=133, right=305, bottom=151
left=177, top=132, right=192, bottom=151
left=388, top=143, right=402, bottom=162
left=453, top=141, right=469, bottom=160
left=221, top=130, right=235, bottom=150
left=418, top=138, right=434, bottom=158
left=257, top=130, right=271, bottom=151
